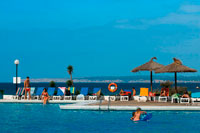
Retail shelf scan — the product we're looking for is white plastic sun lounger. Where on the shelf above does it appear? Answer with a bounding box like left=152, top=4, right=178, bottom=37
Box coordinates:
left=158, top=96, right=168, bottom=102
left=13, top=87, right=25, bottom=100
left=104, top=96, right=116, bottom=101
left=180, top=98, right=190, bottom=104
left=120, top=96, right=129, bottom=101
left=191, top=92, right=200, bottom=104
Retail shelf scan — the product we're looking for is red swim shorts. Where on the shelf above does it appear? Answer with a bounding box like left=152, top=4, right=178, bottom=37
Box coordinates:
left=26, top=88, right=30, bottom=92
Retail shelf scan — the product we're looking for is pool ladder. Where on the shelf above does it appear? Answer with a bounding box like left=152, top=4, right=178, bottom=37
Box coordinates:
left=99, top=96, right=111, bottom=111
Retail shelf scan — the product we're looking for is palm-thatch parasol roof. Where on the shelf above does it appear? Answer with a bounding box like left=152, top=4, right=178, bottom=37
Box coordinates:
left=131, top=57, right=164, bottom=92
left=155, top=58, right=197, bottom=92
left=155, top=58, right=197, bottom=73
left=131, top=57, right=164, bottom=72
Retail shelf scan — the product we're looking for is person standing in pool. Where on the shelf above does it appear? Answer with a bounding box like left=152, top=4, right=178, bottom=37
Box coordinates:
left=132, top=108, right=147, bottom=121
left=41, top=88, right=49, bottom=104
left=24, top=77, right=31, bottom=100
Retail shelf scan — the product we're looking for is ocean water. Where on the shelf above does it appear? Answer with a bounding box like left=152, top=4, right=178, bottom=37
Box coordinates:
left=0, top=83, right=199, bottom=95
left=0, top=103, right=200, bottom=133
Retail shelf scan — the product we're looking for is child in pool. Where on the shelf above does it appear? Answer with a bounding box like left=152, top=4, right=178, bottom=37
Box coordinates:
left=132, top=108, right=147, bottom=121
left=41, top=88, right=49, bottom=104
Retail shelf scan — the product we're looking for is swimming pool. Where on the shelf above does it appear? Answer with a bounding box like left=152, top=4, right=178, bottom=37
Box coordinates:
left=0, top=103, right=200, bottom=133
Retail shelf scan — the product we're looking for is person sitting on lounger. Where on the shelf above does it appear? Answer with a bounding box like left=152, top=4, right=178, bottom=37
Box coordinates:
left=160, top=88, right=166, bottom=96
left=132, top=87, right=136, bottom=96
left=132, top=108, right=147, bottom=121
left=182, top=91, right=190, bottom=98
left=41, top=88, right=49, bottom=104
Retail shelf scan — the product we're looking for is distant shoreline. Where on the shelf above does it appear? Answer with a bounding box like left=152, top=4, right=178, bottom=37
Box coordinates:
left=6, top=79, right=200, bottom=83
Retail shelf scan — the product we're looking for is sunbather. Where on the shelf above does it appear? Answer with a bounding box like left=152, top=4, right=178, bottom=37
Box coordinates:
left=160, top=89, right=166, bottom=96
left=132, top=87, right=136, bottom=96
left=182, top=91, right=190, bottom=98
left=41, top=88, right=49, bottom=104
left=133, top=108, right=147, bottom=121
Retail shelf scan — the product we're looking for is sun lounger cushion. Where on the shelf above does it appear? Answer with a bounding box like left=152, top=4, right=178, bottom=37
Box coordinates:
left=80, top=87, right=88, bottom=96
left=16, top=87, right=24, bottom=96
left=140, top=88, right=149, bottom=96
left=48, top=87, right=55, bottom=96
left=191, top=92, right=200, bottom=98
left=35, top=87, right=44, bottom=95
left=57, top=87, right=66, bottom=96
left=93, top=88, right=101, bottom=96
left=68, top=87, right=76, bottom=94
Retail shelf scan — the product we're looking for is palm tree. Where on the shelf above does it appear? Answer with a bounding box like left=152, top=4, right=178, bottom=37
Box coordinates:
left=67, top=65, right=73, bottom=85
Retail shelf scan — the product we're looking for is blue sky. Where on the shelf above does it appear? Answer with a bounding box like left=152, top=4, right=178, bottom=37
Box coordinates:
left=0, top=0, right=200, bottom=82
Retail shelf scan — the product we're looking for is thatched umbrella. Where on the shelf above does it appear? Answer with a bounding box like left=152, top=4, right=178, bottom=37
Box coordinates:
left=155, top=58, right=197, bottom=93
left=131, top=57, right=164, bottom=92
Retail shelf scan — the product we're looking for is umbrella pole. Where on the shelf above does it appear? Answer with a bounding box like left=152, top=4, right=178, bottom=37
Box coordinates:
left=175, top=72, right=177, bottom=93
left=150, top=71, right=153, bottom=92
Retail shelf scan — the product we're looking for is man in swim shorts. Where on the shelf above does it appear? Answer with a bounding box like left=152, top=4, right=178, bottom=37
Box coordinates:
left=24, top=77, right=31, bottom=100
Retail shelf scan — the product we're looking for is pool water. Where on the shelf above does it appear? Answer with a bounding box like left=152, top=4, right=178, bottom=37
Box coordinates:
left=0, top=103, right=200, bottom=133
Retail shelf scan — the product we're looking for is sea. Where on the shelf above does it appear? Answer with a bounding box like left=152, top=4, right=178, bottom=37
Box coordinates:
left=0, top=83, right=199, bottom=95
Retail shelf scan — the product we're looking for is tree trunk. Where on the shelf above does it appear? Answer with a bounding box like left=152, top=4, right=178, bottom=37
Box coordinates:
left=150, top=71, right=153, bottom=92
left=70, top=74, right=73, bottom=86
left=175, top=72, right=177, bottom=93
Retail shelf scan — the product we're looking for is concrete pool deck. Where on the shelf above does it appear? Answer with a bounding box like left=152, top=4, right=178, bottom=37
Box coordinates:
left=59, top=104, right=200, bottom=111
left=0, top=99, right=98, bottom=104
left=59, top=101, right=200, bottom=111
left=1, top=99, right=200, bottom=110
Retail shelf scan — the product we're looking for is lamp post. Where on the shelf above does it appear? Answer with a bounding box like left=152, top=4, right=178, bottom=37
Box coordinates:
left=14, top=59, right=19, bottom=92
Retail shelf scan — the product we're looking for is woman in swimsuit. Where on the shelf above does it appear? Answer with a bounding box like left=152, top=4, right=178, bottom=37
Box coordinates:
left=41, top=88, right=49, bottom=104
left=160, top=89, right=166, bottom=96
left=133, top=108, right=146, bottom=121
left=182, top=91, right=190, bottom=98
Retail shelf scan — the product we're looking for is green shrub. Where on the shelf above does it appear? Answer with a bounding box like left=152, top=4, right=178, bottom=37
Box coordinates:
left=66, top=80, right=73, bottom=87
left=160, top=80, right=173, bottom=88
left=75, top=90, right=80, bottom=95
left=154, top=88, right=161, bottom=96
left=54, top=90, right=57, bottom=95
left=49, top=81, right=56, bottom=87
left=170, top=87, right=188, bottom=95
